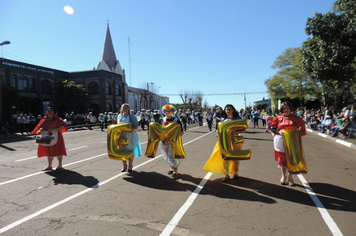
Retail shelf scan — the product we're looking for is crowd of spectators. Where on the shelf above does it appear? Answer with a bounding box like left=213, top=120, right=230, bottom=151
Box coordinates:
left=302, top=105, right=356, bottom=139
left=1, top=105, right=356, bottom=140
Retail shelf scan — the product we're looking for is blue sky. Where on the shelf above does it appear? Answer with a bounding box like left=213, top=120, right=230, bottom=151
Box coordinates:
left=1, top=0, right=336, bottom=110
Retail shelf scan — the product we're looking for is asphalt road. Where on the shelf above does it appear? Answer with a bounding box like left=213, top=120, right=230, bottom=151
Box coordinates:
left=0, top=121, right=355, bottom=236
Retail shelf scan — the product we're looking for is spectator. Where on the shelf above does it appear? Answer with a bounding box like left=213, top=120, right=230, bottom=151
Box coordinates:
left=252, top=108, right=260, bottom=128
left=350, top=105, right=356, bottom=122
left=29, top=113, right=36, bottom=131
left=17, top=114, right=25, bottom=135
left=24, top=114, right=30, bottom=134
left=36, top=114, right=42, bottom=124
left=339, top=117, right=352, bottom=139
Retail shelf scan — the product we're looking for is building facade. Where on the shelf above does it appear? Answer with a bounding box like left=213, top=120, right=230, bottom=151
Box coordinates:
left=0, top=24, right=168, bottom=125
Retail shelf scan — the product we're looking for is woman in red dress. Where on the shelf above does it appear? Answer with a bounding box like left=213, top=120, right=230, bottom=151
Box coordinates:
left=32, top=107, right=68, bottom=171
left=271, top=102, right=306, bottom=186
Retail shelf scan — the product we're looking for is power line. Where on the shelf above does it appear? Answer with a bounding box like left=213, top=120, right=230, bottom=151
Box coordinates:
left=160, top=91, right=267, bottom=96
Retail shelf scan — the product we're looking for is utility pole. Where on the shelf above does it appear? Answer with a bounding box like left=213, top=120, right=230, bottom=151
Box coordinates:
left=244, top=92, right=246, bottom=110
left=128, top=37, right=132, bottom=86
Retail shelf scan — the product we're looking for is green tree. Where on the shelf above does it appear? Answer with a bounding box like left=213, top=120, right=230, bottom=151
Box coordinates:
left=301, top=0, right=356, bottom=108
left=265, top=47, right=321, bottom=108
left=54, top=80, right=89, bottom=113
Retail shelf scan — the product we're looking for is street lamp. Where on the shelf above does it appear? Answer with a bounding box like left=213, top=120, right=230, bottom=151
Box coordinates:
left=0, top=41, right=11, bottom=58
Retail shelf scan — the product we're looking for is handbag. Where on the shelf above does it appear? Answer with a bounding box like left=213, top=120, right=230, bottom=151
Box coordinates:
left=35, top=131, right=58, bottom=146
left=36, top=136, right=52, bottom=144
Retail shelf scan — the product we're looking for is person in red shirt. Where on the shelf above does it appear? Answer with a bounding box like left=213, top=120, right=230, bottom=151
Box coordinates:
left=32, top=107, right=68, bottom=171
left=271, top=102, right=306, bottom=186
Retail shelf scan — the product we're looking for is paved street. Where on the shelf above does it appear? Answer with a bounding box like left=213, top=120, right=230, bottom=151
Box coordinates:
left=0, top=121, right=355, bottom=236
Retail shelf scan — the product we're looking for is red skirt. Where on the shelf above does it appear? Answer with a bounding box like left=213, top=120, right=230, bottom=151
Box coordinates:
left=38, top=132, right=67, bottom=158
left=274, top=149, right=286, bottom=167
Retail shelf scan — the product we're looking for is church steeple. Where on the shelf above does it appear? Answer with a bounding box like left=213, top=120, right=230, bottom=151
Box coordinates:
left=97, top=22, right=123, bottom=75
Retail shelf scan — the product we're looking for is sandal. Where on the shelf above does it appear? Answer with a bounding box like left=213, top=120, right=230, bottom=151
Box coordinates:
left=42, top=166, right=53, bottom=171
left=222, top=176, right=230, bottom=182
left=167, top=170, right=174, bottom=175
left=56, top=167, right=64, bottom=171
left=121, top=169, right=127, bottom=172
left=233, top=174, right=239, bottom=179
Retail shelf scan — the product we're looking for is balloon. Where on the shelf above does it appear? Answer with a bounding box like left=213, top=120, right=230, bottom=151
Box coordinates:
left=107, top=123, right=133, bottom=161
left=145, top=122, right=186, bottom=159
left=281, top=129, right=307, bottom=174
left=218, top=119, right=251, bottom=160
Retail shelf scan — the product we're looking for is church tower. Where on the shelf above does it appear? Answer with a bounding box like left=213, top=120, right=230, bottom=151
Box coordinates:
left=97, top=23, right=123, bottom=76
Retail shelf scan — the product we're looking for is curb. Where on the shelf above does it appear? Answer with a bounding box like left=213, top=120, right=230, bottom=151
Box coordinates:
left=306, top=128, right=356, bottom=151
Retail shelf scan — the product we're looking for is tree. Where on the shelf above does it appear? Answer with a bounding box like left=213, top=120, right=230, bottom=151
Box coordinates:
left=265, top=47, right=321, bottom=108
left=254, top=103, right=269, bottom=111
left=54, top=80, right=89, bottom=113
left=301, top=0, right=356, bottom=108
left=179, top=89, right=192, bottom=110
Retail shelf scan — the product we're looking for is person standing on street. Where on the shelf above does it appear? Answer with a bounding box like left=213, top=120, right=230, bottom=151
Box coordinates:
left=98, top=113, right=105, bottom=131
left=271, top=102, right=306, bottom=186
left=205, top=109, right=213, bottom=132
left=117, top=103, right=142, bottom=173
left=32, top=107, right=68, bottom=171
left=161, top=104, right=184, bottom=179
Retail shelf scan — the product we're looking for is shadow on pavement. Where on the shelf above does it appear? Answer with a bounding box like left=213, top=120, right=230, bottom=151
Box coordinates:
left=123, top=171, right=276, bottom=204
left=124, top=172, right=356, bottom=212
left=308, top=182, right=356, bottom=212
left=45, top=169, right=99, bottom=188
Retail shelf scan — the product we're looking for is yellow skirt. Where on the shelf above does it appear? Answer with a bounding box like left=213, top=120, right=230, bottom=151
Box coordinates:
left=203, top=142, right=240, bottom=175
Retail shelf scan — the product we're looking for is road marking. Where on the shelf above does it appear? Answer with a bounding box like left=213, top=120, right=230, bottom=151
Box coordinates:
left=160, top=172, right=212, bottom=236
left=2, top=133, right=208, bottom=186
left=68, top=146, right=88, bottom=151
left=15, top=156, right=38, bottom=162
left=15, top=146, right=89, bottom=162
left=1, top=154, right=108, bottom=186
left=298, top=175, right=343, bottom=236
left=0, top=131, right=211, bottom=234
left=306, top=128, right=356, bottom=150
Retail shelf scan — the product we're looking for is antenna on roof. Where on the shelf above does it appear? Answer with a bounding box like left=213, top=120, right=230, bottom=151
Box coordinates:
left=128, top=36, right=132, bottom=87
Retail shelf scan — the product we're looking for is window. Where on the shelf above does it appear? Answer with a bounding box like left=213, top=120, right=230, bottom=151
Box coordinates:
left=29, top=77, right=36, bottom=91
left=105, top=82, right=111, bottom=94
left=106, top=103, right=112, bottom=112
left=41, top=80, right=52, bottom=94
left=18, top=76, right=28, bottom=91
left=116, top=83, right=121, bottom=96
left=88, top=81, right=99, bottom=95
left=11, top=74, right=16, bottom=88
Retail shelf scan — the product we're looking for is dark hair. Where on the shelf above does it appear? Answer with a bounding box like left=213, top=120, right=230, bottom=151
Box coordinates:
left=46, top=107, right=57, bottom=116
left=223, top=104, right=239, bottom=118
left=280, top=102, right=294, bottom=113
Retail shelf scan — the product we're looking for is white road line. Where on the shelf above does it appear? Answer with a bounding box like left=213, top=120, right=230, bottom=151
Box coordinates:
left=15, top=146, right=90, bottom=162
left=68, top=146, right=88, bottom=151
left=15, top=156, right=38, bottom=162
left=0, top=131, right=211, bottom=234
left=1, top=154, right=108, bottom=186
left=160, top=172, right=213, bottom=236
left=298, top=175, right=343, bottom=236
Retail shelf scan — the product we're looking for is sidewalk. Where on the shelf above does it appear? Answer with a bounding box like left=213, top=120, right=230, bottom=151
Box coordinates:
left=306, top=128, right=356, bottom=151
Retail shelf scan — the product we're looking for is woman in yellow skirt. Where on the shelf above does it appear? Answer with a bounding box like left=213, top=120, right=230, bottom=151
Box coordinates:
left=203, top=104, right=246, bottom=182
